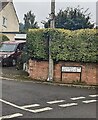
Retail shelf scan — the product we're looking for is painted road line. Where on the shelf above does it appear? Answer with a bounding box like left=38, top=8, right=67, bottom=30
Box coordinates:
left=71, top=96, right=85, bottom=100
left=0, top=99, right=52, bottom=113
left=21, top=104, right=40, bottom=108
left=0, top=99, right=23, bottom=110
left=82, top=100, right=97, bottom=103
left=0, top=99, right=38, bottom=113
left=59, top=103, right=78, bottom=107
left=89, top=95, right=98, bottom=97
left=47, top=100, right=65, bottom=104
left=0, top=113, right=23, bottom=119
left=27, top=107, right=53, bottom=113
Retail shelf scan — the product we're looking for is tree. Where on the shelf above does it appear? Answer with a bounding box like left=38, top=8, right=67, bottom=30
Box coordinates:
left=24, top=11, right=39, bottom=31
left=19, top=23, right=25, bottom=32
left=44, top=6, right=94, bottom=30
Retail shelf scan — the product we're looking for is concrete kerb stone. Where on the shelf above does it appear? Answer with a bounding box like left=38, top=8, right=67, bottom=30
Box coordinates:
left=0, top=77, right=97, bottom=89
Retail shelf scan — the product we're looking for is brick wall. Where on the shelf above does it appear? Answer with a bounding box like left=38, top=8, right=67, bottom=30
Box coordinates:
left=29, top=59, right=48, bottom=81
left=29, top=59, right=97, bottom=85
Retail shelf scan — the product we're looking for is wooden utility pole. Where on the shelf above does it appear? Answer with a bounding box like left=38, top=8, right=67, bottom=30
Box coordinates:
left=47, top=0, right=55, bottom=81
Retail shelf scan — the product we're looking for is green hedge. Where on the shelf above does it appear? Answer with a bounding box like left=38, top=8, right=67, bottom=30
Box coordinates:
left=27, top=28, right=97, bottom=63
left=27, top=29, right=48, bottom=60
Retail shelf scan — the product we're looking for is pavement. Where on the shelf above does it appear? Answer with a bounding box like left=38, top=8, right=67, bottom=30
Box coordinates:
left=0, top=66, right=29, bottom=80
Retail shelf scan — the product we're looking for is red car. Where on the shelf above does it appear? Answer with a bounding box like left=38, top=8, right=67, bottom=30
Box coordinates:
left=0, top=40, right=26, bottom=66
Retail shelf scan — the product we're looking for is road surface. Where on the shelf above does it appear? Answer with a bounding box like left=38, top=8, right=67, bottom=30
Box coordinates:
left=0, top=79, right=98, bottom=119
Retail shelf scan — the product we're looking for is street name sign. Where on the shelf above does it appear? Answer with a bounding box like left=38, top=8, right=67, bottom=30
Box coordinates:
left=61, top=66, right=82, bottom=73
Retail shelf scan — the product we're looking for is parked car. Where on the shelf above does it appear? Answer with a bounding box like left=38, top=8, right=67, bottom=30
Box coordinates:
left=0, top=40, right=26, bottom=66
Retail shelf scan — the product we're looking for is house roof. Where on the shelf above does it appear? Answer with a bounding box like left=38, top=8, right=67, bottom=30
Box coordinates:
left=0, top=2, right=19, bottom=23
left=0, top=2, right=9, bottom=11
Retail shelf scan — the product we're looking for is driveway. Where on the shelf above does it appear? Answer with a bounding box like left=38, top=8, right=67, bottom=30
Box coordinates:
left=0, top=66, right=28, bottom=80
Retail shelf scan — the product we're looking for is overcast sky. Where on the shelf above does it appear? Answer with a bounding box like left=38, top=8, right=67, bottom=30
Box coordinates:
left=13, top=0, right=97, bottom=28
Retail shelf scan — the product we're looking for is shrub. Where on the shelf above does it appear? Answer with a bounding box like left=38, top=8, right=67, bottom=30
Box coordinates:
left=51, top=29, right=97, bottom=63
left=26, top=28, right=97, bottom=63
left=27, top=29, right=49, bottom=60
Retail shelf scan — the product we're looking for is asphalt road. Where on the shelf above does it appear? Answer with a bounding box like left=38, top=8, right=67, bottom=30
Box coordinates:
left=1, top=79, right=98, bottom=119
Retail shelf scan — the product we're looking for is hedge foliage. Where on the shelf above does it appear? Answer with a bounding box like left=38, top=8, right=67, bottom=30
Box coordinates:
left=27, top=28, right=97, bottom=63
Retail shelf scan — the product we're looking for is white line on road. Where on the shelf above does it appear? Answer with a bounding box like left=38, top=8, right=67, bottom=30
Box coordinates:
left=0, top=99, right=23, bottom=110
left=21, top=104, right=40, bottom=108
left=47, top=100, right=65, bottom=104
left=89, top=95, right=98, bottom=97
left=59, top=103, right=78, bottom=107
left=82, top=100, right=97, bottom=103
left=27, top=107, right=53, bottom=113
left=0, top=99, right=53, bottom=113
left=71, top=96, right=85, bottom=100
left=0, top=113, right=23, bottom=120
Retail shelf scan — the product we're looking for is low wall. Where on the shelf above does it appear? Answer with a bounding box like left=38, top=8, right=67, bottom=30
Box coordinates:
left=29, top=60, right=48, bottom=81
left=29, top=59, right=98, bottom=85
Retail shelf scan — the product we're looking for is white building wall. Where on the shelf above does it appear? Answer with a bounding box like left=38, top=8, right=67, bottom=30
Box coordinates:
left=0, top=2, right=19, bottom=40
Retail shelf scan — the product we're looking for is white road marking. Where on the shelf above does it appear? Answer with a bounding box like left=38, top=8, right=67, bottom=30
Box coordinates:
left=47, top=100, right=65, bottom=104
left=71, top=96, right=85, bottom=100
left=59, top=103, right=78, bottom=107
left=82, top=100, right=97, bottom=103
left=0, top=113, right=23, bottom=120
left=0, top=99, right=53, bottom=113
left=89, top=95, right=98, bottom=97
left=27, top=107, right=53, bottom=113
left=0, top=99, right=23, bottom=110
left=21, top=104, right=40, bottom=108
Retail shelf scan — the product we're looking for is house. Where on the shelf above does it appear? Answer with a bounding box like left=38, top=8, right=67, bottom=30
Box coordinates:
left=14, top=34, right=27, bottom=40
left=0, top=0, right=19, bottom=40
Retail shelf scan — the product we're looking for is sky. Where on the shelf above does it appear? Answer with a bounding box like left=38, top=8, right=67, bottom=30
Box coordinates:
left=13, top=0, right=97, bottom=28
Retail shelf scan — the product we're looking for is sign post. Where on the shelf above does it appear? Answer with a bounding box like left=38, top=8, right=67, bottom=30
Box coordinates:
left=61, top=66, right=82, bottom=82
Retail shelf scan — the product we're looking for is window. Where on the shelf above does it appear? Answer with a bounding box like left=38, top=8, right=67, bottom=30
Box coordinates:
left=0, top=43, right=16, bottom=52
left=2, top=17, right=7, bottom=27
